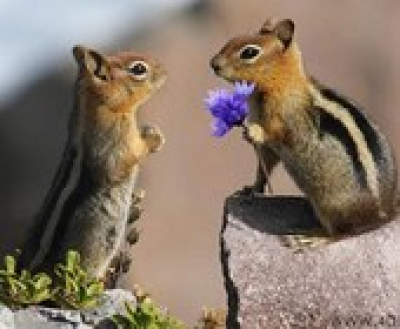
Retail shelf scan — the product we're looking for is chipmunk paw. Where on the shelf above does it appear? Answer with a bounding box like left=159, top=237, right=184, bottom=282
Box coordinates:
left=244, top=123, right=267, bottom=144
left=140, top=124, right=165, bottom=153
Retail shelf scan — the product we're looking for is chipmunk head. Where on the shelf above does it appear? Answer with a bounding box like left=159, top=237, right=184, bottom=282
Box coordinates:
left=210, top=19, right=302, bottom=89
left=73, top=45, right=166, bottom=113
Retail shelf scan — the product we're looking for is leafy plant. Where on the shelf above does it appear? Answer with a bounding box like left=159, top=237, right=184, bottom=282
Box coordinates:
left=52, top=250, right=104, bottom=309
left=0, top=255, right=53, bottom=308
left=112, top=297, right=184, bottom=329
left=0, top=251, right=185, bottom=329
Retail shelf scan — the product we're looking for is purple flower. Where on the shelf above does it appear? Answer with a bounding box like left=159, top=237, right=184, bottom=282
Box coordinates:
left=205, top=81, right=255, bottom=137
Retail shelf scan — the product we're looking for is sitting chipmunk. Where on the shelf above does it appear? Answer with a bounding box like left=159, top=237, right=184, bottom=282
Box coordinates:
left=211, top=18, right=398, bottom=246
left=20, top=45, right=165, bottom=279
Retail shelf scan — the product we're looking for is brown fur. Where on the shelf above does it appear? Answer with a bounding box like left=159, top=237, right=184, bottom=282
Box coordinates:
left=29, top=46, right=165, bottom=278
left=74, top=46, right=165, bottom=184
left=211, top=19, right=398, bottom=244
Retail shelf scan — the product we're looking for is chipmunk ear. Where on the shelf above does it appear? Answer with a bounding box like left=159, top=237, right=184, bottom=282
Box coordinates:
left=259, top=18, right=276, bottom=34
left=272, top=19, right=295, bottom=49
left=73, top=45, right=111, bottom=81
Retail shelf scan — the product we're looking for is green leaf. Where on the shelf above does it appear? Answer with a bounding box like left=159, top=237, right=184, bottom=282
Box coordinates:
left=5, top=256, right=16, bottom=274
left=86, top=282, right=103, bottom=297
left=66, top=250, right=79, bottom=270
left=35, top=277, right=52, bottom=290
left=0, top=251, right=105, bottom=310
left=9, top=277, right=26, bottom=292
left=51, top=250, right=104, bottom=310
left=0, top=269, right=12, bottom=276
left=109, top=300, right=185, bottom=329
left=112, top=314, right=132, bottom=328
left=31, top=289, right=51, bottom=303
left=20, top=270, right=31, bottom=281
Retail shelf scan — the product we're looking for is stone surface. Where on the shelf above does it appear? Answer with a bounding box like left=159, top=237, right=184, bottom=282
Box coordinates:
left=14, top=308, right=86, bottom=329
left=82, top=288, right=136, bottom=326
left=0, top=304, right=15, bottom=329
left=221, top=194, right=400, bottom=329
left=1, top=289, right=136, bottom=329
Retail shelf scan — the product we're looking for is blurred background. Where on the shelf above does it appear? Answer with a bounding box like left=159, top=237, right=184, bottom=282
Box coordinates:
left=0, top=0, right=399, bottom=325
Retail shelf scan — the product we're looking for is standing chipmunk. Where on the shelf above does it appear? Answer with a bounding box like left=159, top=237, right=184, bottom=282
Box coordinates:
left=211, top=18, right=398, bottom=245
left=20, top=45, right=165, bottom=279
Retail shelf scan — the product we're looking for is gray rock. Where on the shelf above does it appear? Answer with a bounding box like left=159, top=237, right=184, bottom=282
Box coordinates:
left=82, top=289, right=136, bottom=326
left=0, top=304, right=15, bottom=329
left=221, top=194, right=400, bottom=329
left=2, top=289, right=136, bottom=328
left=14, top=307, right=87, bottom=329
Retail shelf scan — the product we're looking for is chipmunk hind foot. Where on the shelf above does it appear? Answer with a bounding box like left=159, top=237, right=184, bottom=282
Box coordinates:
left=279, top=233, right=333, bottom=253
left=281, top=194, right=385, bottom=253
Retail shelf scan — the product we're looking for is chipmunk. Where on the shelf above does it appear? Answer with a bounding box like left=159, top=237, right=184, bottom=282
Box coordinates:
left=211, top=18, right=398, bottom=246
left=20, top=45, right=165, bottom=279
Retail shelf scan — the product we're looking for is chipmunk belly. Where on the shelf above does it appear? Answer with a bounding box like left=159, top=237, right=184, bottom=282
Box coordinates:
left=83, top=118, right=141, bottom=184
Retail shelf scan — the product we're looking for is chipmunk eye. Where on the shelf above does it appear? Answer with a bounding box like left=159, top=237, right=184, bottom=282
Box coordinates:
left=127, top=61, right=149, bottom=80
left=239, top=45, right=262, bottom=62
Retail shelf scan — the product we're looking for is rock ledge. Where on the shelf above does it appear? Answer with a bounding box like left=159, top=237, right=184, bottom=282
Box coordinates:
left=221, top=194, right=400, bottom=328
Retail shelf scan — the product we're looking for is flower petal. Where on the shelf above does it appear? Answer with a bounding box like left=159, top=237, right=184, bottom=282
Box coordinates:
left=205, top=89, right=229, bottom=109
left=211, top=118, right=230, bottom=137
left=205, top=81, right=253, bottom=137
left=234, top=81, right=255, bottom=97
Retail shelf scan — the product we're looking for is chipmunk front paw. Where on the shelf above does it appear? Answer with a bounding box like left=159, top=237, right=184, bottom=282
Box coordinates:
left=140, top=124, right=165, bottom=153
left=244, top=123, right=267, bottom=145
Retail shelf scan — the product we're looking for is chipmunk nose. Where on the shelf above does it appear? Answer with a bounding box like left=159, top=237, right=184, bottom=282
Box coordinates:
left=210, top=56, right=222, bottom=74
